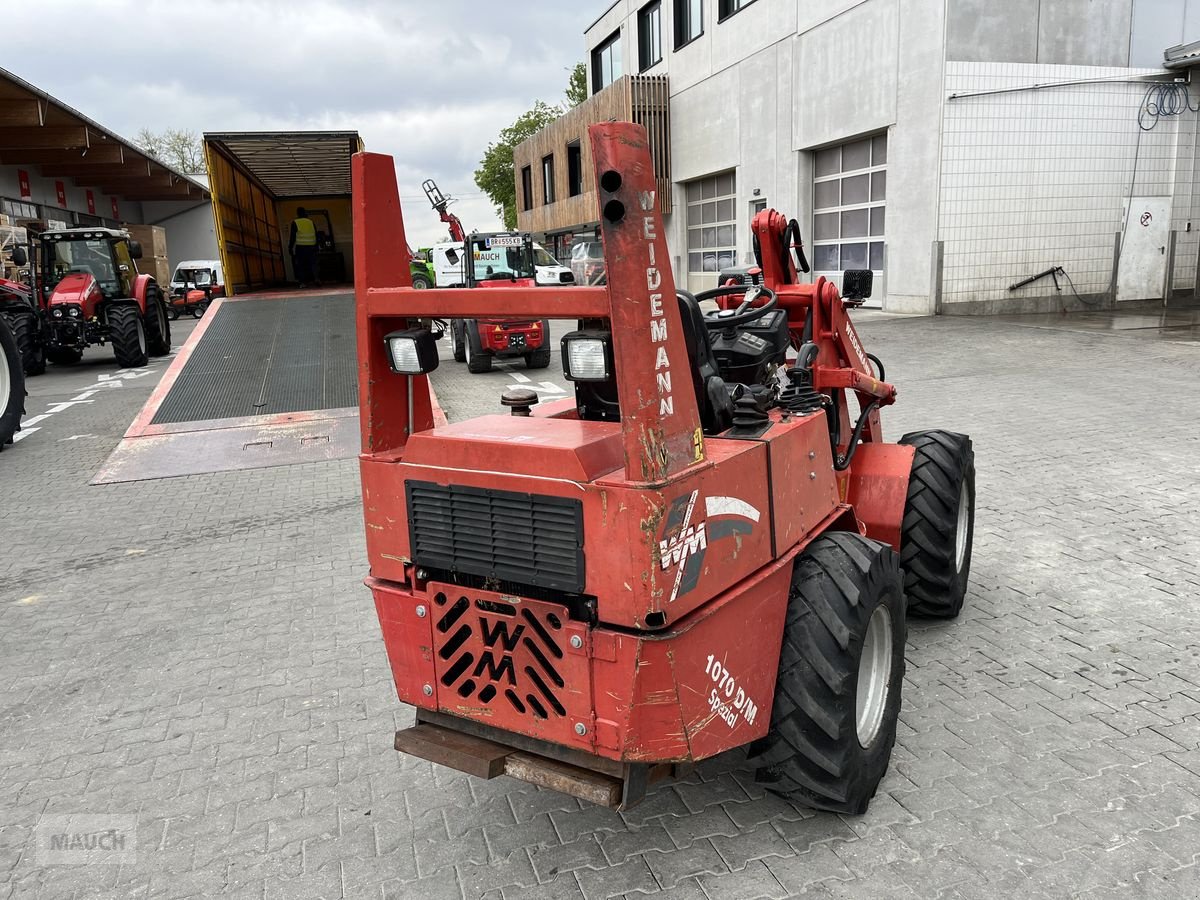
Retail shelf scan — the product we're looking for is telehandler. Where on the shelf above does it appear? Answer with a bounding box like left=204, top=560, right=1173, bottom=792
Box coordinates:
left=355, top=124, right=975, bottom=813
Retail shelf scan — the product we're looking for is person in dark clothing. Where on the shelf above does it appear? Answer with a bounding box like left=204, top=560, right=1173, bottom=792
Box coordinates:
left=289, top=207, right=320, bottom=287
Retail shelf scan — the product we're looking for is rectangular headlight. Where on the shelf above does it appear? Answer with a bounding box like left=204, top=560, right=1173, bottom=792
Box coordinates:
left=561, top=330, right=612, bottom=382
left=384, top=328, right=439, bottom=375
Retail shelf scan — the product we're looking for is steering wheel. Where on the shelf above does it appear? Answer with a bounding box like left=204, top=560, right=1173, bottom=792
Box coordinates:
left=697, top=284, right=778, bottom=329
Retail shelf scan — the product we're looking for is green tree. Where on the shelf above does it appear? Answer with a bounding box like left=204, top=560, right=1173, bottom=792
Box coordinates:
left=565, top=61, right=587, bottom=107
left=134, top=128, right=207, bottom=174
left=473, top=100, right=561, bottom=230
left=474, top=63, right=586, bottom=229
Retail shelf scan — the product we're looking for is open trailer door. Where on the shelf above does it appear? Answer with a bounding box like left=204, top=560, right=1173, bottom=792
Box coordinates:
left=202, top=131, right=363, bottom=295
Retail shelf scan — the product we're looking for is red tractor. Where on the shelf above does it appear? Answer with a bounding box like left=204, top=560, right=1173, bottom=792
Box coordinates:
left=0, top=272, right=45, bottom=376
left=19, top=228, right=171, bottom=368
left=423, top=179, right=551, bottom=373
left=355, top=124, right=975, bottom=813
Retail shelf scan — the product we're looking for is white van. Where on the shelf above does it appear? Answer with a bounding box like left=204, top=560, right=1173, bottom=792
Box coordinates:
left=430, top=241, right=573, bottom=287
left=169, top=259, right=225, bottom=297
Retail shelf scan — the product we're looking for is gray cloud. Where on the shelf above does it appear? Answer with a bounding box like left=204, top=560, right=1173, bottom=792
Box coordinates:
left=6, top=0, right=599, bottom=246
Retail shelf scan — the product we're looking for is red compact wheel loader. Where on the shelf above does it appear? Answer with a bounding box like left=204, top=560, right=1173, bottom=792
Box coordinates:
left=355, top=123, right=976, bottom=814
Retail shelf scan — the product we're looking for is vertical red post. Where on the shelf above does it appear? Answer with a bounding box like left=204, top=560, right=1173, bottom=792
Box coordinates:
left=352, top=151, right=430, bottom=455
left=589, top=122, right=704, bottom=483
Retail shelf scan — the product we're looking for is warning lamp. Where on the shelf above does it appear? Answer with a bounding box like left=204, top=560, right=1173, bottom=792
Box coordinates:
left=384, top=328, right=439, bottom=375
left=561, top=330, right=613, bottom=382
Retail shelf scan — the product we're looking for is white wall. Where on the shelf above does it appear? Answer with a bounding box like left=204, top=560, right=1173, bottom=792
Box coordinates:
left=141, top=199, right=219, bottom=272
left=0, top=163, right=143, bottom=225
left=936, top=62, right=1188, bottom=313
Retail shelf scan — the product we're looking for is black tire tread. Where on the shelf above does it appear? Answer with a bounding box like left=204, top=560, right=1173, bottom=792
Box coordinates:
left=0, top=317, right=26, bottom=447
left=109, top=304, right=148, bottom=368
left=747, top=532, right=905, bottom=814
left=5, top=309, right=45, bottom=376
left=144, top=286, right=172, bottom=356
left=897, top=431, right=975, bottom=618
left=452, top=322, right=466, bottom=362
left=466, top=324, right=492, bottom=374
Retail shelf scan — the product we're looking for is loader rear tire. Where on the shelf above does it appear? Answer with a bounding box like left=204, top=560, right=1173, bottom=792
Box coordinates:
left=897, top=431, right=975, bottom=619
left=109, top=303, right=148, bottom=368
left=0, top=317, right=26, bottom=448
left=747, top=532, right=905, bottom=815
left=6, top=309, right=45, bottom=376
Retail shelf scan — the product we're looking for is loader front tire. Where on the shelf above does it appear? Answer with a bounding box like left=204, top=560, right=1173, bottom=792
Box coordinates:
left=451, top=321, right=466, bottom=362
left=109, top=303, right=148, bottom=368
left=897, top=431, right=975, bottom=619
left=748, top=532, right=905, bottom=815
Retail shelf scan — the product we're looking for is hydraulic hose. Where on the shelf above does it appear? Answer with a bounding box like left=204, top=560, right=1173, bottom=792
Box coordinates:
left=834, top=399, right=882, bottom=471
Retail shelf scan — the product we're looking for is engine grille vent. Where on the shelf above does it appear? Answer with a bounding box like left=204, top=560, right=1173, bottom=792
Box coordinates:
left=406, top=481, right=584, bottom=593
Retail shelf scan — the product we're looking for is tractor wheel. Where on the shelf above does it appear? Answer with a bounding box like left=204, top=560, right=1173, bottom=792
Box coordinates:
left=897, top=431, right=975, bottom=619
left=451, top=322, right=466, bottom=362
left=524, top=346, right=552, bottom=369
left=144, top=288, right=172, bottom=357
left=109, top=303, right=148, bottom=368
left=47, top=347, right=82, bottom=366
left=192, top=300, right=210, bottom=319
left=465, top=324, right=492, bottom=374
left=747, top=532, right=905, bottom=815
left=411, top=273, right=432, bottom=290
left=6, top=309, right=45, bottom=376
left=168, top=305, right=180, bottom=321
left=0, top=316, right=26, bottom=448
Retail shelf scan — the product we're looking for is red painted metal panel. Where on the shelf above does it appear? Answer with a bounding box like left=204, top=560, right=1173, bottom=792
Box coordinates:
left=402, top=415, right=624, bottom=482
left=845, top=442, right=915, bottom=550
left=593, top=439, right=773, bottom=628
left=370, top=577, right=437, bottom=710
left=427, top=584, right=593, bottom=749
left=590, top=122, right=704, bottom=484
left=762, top=411, right=841, bottom=554
left=360, top=457, right=412, bottom=585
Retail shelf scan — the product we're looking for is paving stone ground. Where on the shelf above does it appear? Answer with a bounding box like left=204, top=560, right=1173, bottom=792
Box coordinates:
left=2, top=310, right=1199, bottom=899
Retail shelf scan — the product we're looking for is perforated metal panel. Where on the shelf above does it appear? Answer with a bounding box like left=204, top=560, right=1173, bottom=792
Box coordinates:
left=150, top=294, right=357, bottom=424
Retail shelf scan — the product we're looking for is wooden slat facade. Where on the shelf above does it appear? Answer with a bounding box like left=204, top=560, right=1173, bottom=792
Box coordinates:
left=514, top=75, right=670, bottom=236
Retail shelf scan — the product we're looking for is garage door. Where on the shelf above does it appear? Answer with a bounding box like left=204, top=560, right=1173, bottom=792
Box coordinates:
left=813, top=134, right=887, bottom=308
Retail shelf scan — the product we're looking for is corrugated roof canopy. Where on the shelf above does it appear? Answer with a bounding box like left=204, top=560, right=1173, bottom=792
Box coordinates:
left=202, top=131, right=360, bottom=198
left=0, top=66, right=210, bottom=202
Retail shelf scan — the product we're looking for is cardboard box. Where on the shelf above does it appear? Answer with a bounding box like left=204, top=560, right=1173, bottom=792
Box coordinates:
left=122, top=223, right=168, bottom=259
left=136, top=255, right=171, bottom=285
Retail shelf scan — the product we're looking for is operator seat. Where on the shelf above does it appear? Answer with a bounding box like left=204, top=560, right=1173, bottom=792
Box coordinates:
left=676, top=292, right=734, bottom=435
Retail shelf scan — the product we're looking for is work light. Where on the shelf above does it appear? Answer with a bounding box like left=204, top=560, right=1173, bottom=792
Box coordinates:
left=561, top=330, right=612, bottom=382
left=384, top=328, right=439, bottom=375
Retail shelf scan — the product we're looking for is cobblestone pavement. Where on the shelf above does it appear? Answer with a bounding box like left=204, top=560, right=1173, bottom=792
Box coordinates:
left=2, top=311, right=1199, bottom=899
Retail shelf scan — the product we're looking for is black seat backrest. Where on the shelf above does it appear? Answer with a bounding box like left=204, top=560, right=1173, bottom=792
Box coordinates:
left=676, top=293, right=733, bottom=435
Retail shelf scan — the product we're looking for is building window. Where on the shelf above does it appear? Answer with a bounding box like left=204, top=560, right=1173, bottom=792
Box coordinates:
left=718, top=0, right=755, bottom=21
left=567, top=142, right=583, bottom=197
left=639, top=2, right=662, bottom=71
left=686, top=171, right=736, bottom=275
left=674, top=0, right=703, bottom=48
left=542, top=155, right=555, bottom=205
left=520, top=166, right=533, bottom=211
left=2, top=198, right=39, bottom=219
left=592, top=30, right=622, bottom=93
left=812, top=133, right=887, bottom=293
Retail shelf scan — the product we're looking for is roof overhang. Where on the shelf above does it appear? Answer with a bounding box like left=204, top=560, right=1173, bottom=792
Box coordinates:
left=202, top=131, right=361, bottom=198
left=0, top=66, right=211, bottom=203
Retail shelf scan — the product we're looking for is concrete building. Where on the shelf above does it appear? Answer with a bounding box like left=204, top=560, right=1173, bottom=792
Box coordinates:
left=517, top=0, right=1200, bottom=313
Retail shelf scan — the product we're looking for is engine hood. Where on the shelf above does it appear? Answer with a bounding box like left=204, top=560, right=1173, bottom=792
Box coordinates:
left=48, top=272, right=99, bottom=306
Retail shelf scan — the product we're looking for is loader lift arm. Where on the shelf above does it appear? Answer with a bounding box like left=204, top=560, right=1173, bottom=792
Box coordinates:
left=422, top=178, right=466, bottom=244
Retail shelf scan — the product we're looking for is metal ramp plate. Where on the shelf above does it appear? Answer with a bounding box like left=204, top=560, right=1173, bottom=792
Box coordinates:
left=93, top=292, right=363, bottom=484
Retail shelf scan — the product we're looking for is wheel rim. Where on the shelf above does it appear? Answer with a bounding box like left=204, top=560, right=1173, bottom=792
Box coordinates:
left=137, top=318, right=146, bottom=355
left=156, top=299, right=167, bottom=336
left=414, top=278, right=428, bottom=289
left=955, top=481, right=969, bottom=573
left=464, top=334, right=471, bottom=364
left=856, top=605, right=893, bottom=748
left=0, top=339, right=11, bottom=416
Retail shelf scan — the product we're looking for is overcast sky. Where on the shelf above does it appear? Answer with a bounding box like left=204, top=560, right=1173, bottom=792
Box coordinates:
left=5, top=0, right=601, bottom=246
